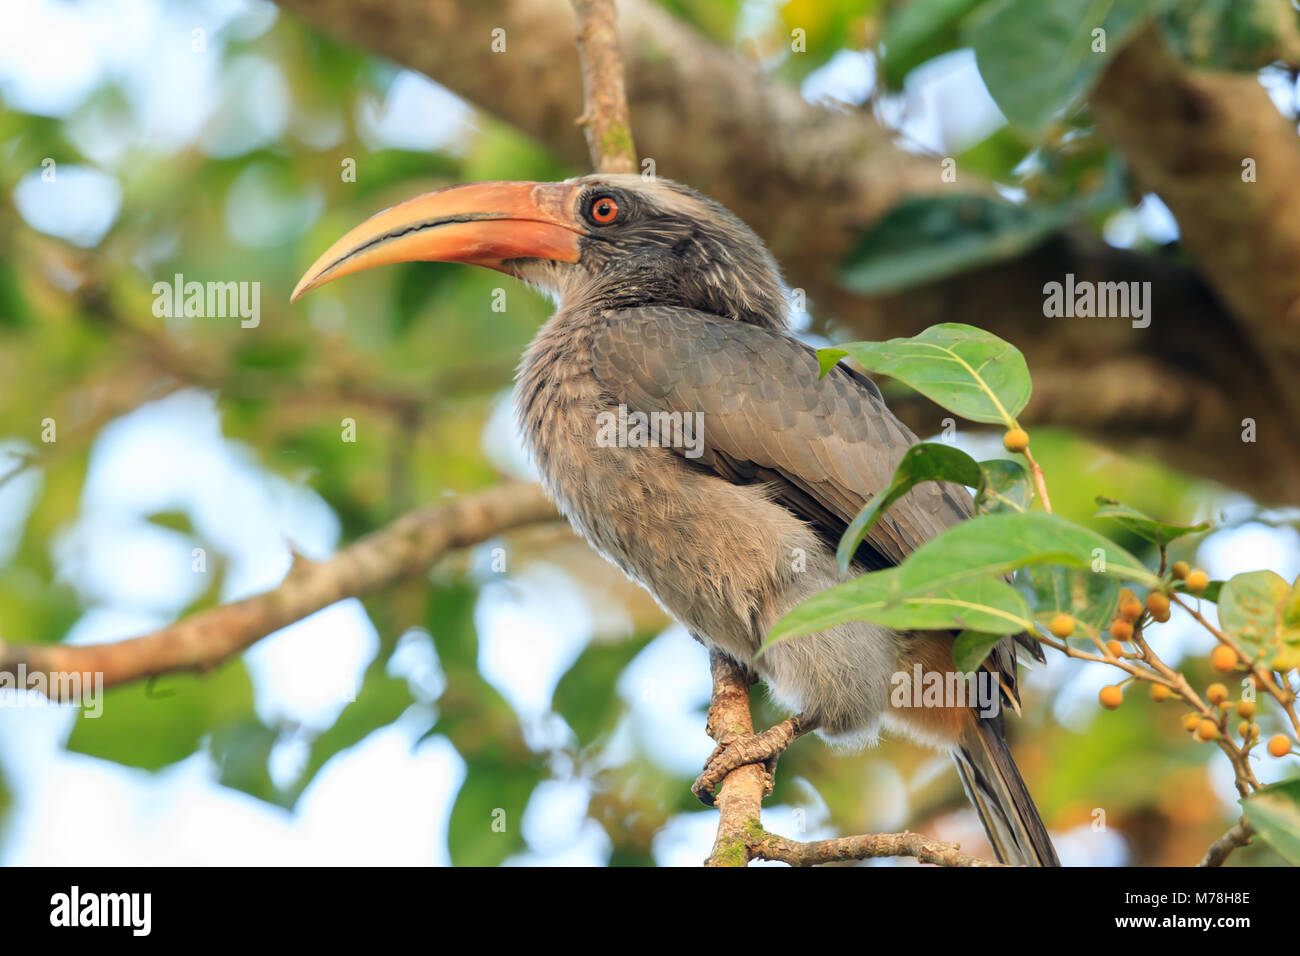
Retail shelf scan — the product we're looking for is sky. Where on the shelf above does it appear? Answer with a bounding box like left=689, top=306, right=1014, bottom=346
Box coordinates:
left=1, top=0, right=1295, bottom=866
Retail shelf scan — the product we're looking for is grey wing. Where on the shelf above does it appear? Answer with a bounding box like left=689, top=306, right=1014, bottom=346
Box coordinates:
left=591, top=306, right=972, bottom=568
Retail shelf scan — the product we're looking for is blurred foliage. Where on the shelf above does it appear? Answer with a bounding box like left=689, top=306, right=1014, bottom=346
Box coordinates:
left=0, top=0, right=1294, bottom=867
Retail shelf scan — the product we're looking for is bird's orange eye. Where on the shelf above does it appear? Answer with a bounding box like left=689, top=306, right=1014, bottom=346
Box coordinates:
left=589, top=196, right=619, bottom=224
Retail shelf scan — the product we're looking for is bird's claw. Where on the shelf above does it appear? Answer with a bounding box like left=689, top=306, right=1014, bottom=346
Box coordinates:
left=691, top=715, right=806, bottom=807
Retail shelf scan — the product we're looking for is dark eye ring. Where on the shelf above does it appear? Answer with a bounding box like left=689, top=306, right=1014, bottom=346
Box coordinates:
left=588, top=195, right=619, bottom=225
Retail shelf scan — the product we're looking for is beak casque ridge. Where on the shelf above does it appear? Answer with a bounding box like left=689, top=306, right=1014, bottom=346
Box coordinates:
left=290, top=180, right=583, bottom=302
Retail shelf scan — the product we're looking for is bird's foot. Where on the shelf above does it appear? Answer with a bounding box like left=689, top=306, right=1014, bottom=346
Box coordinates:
left=692, top=714, right=812, bottom=807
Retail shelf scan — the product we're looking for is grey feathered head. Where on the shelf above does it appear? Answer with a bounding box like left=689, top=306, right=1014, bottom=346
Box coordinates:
left=291, top=174, right=790, bottom=330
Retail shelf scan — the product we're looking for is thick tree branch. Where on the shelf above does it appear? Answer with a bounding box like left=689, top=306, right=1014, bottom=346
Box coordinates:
left=1093, top=26, right=1300, bottom=433
left=0, top=483, right=559, bottom=693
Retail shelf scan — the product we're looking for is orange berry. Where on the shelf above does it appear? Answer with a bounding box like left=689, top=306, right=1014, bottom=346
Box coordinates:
left=1003, top=428, right=1029, bottom=453
left=1146, top=592, right=1170, bottom=617
left=1210, top=645, right=1238, bottom=672
left=1099, top=685, right=1124, bottom=710
left=1119, top=597, right=1144, bottom=622
left=1185, top=569, right=1209, bottom=593
left=1170, top=561, right=1190, bottom=580
left=1109, top=618, right=1134, bottom=641
left=1207, top=683, right=1229, bottom=705
left=1196, top=719, right=1219, bottom=741
left=1106, top=640, right=1123, bottom=657
left=1182, top=713, right=1201, bottom=732
left=1049, top=613, right=1075, bottom=639
left=1236, top=699, right=1255, bottom=719
left=1268, top=735, right=1292, bottom=758
left=1151, top=683, right=1171, bottom=702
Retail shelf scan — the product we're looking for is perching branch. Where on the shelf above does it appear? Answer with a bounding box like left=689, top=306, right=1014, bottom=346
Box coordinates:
left=700, top=651, right=771, bottom=867
left=0, top=483, right=558, bottom=694
left=1093, top=25, right=1300, bottom=433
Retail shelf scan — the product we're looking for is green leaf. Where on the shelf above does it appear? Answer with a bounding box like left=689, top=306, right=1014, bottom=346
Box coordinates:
left=840, top=195, right=1072, bottom=295
left=969, top=0, right=1154, bottom=134
left=144, top=510, right=195, bottom=535
left=837, top=442, right=982, bottom=573
left=1024, top=565, right=1120, bottom=634
left=210, top=718, right=283, bottom=806
left=816, top=347, right=847, bottom=379
left=881, top=0, right=989, bottom=87
left=1092, top=496, right=1210, bottom=547
left=553, top=635, right=650, bottom=745
left=767, top=568, right=1033, bottom=651
left=1242, top=778, right=1300, bottom=866
left=447, top=760, right=546, bottom=867
left=895, top=511, right=1158, bottom=594
left=66, top=660, right=255, bottom=771
left=975, top=459, right=1032, bottom=514
left=828, top=324, right=1031, bottom=426
left=953, top=629, right=1007, bottom=672
left=1218, top=570, right=1300, bottom=662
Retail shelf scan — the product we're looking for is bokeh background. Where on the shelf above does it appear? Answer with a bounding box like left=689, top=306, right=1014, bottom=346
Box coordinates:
left=1, top=0, right=1298, bottom=866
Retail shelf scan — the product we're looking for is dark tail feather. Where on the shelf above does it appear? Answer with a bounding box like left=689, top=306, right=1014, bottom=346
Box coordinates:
left=953, top=717, right=1059, bottom=866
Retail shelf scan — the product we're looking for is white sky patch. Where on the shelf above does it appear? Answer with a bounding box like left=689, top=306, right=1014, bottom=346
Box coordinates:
left=475, top=565, right=593, bottom=735
left=1199, top=522, right=1300, bottom=584
left=801, top=49, right=876, bottom=107
left=481, top=390, right=539, bottom=482
left=356, top=70, right=473, bottom=153
left=618, top=627, right=714, bottom=776
left=224, top=161, right=324, bottom=247
left=200, top=54, right=290, bottom=158
left=13, top=165, right=122, bottom=247
left=876, top=49, right=1005, bottom=156
left=511, top=777, right=611, bottom=865
left=243, top=599, right=377, bottom=730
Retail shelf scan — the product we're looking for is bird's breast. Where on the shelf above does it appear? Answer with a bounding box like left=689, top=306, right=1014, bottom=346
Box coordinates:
left=516, top=333, right=806, bottom=658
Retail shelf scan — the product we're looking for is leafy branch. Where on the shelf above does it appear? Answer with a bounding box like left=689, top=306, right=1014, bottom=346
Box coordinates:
left=781, top=322, right=1300, bottom=867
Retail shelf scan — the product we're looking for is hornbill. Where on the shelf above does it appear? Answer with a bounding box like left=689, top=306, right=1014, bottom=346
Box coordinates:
left=292, top=175, right=1059, bottom=866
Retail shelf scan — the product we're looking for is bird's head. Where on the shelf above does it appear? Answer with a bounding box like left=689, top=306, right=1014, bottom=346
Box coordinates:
left=291, top=175, right=788, bottom=329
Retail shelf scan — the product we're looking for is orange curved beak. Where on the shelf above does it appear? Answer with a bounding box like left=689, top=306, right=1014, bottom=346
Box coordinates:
left=290, top=181, right=583, bottom=302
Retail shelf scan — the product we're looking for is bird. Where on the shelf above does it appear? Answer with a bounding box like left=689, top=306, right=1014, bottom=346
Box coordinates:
left=292, top=174, right=1059, bottom=866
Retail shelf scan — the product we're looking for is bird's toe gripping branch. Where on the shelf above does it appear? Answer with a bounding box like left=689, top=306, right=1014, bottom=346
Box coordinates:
left=692, top=713, right=814, bottom=807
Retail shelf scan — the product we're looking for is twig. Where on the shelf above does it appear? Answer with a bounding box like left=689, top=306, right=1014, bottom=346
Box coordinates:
left=1198, top=819, right=1254, bottom=867
left=0, top=483, right=558, bottom=693
left=1022, top=447, right=1053, bottom=513
left=571, top=0, right=638, bottom=173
